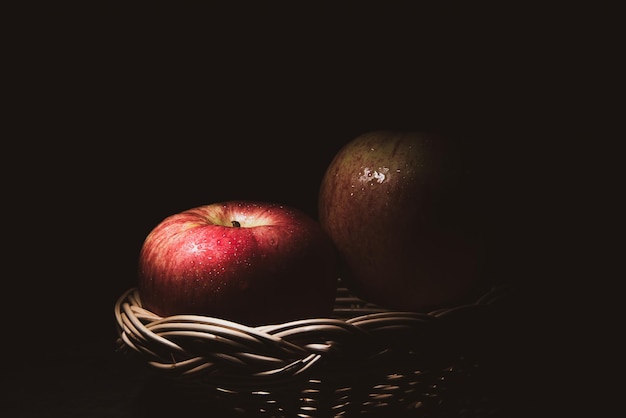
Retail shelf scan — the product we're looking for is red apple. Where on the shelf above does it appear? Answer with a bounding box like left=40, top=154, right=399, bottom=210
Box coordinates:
left=137, top=200, right=338, bottom=326
left=318, top=131, right=488, bottom=312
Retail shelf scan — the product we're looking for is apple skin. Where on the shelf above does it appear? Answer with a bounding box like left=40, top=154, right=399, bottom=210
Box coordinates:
left=318, top=131, right=487, bottom=312
left=137, top=201, right=338, bottom=326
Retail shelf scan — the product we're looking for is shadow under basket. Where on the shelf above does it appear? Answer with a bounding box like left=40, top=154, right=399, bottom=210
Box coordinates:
left=114, top=280, right=522, bottom=417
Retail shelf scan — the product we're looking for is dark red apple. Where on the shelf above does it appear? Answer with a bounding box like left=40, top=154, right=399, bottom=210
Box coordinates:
left=318, top=131, right=488, bottom=312
left=137, top=200, right=338, bottom=326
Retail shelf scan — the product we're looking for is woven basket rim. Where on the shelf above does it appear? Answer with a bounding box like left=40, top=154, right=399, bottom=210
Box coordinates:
left=114, top=282, right=516, bottom=416
left=115, top=282, right=513, bottom=372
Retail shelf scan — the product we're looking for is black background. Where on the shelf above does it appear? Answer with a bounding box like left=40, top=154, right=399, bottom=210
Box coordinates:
left=3, top=3, right=608, bottom=417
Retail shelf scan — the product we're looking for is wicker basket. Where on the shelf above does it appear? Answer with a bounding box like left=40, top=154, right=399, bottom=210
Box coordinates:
left=114, top=280, right=517, bottom=417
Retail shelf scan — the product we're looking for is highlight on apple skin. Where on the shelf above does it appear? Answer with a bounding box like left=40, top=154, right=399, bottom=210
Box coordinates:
left=137, top=200, right=339, bottom=326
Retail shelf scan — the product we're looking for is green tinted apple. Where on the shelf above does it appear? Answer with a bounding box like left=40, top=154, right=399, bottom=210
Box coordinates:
left=319, top=131, right=487, bottom=312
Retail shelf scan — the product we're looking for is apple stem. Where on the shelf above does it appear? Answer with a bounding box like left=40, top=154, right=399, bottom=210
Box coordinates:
left=231, top=220, right=241, bottom=227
